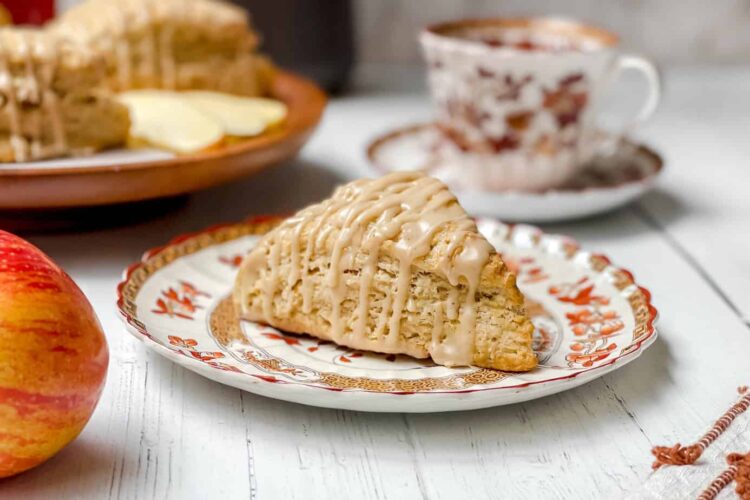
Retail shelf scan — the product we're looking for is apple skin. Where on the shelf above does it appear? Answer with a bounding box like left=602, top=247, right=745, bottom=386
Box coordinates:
left=0, top=231, right=108, bottom=478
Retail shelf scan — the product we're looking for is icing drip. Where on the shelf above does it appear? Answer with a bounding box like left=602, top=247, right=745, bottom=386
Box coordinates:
left=60, top=0, right=179, bottom=91
left=108, top=4, right=131, bottom=90
left=0, top=31, right=67, bottom=161
left=247, top=171, right=493, bottom=367
left=158, top=16, right=177, bottom=89
left=138, top=13, right=158, bottom=85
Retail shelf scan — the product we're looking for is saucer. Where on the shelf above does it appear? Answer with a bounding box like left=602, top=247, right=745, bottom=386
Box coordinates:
left=116, top=216, right=657, bottom=413
left=367, top=123, right=663, bottom=222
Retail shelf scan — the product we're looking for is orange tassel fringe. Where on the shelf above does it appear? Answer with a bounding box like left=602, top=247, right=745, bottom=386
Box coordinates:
left=697, top=452, right=750, bottom=500
left=731, top=452, right=750, bottom=500
left=652, top=386, right=750, bottom=469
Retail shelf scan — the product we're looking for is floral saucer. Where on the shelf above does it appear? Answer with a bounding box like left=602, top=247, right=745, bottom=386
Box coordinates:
left=367, top=123, right=663, bottom=222
left=116, top=217, right=657, bottom=413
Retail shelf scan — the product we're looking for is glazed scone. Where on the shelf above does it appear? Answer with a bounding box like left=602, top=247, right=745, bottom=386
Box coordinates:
left=52, top=0, right=273, bottom=96
left=0, top=28, right=129, bottom=162
left=234, top=172, right=537, bottom=372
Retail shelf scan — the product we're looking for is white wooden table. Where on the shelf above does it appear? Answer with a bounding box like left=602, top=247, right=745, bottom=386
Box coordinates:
left=3, top=65, right=749, bottom=500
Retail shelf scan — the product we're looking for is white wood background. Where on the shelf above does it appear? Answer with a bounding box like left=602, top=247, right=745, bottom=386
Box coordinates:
left=1, top=65, right=749, bottom=499
left=55, top=0, right=750, bottom=64
left=353, top=0, right=750, bottom=65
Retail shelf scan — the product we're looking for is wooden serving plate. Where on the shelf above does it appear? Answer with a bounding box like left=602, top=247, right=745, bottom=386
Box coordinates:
left=0, top=70, right=326, bottom=209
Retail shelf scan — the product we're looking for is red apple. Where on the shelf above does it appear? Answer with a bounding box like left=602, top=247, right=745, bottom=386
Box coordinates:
left=0, top=231, right=108, bottom=478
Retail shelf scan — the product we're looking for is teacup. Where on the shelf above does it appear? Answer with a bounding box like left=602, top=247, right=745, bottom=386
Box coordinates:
left=420, top=17, right=660, bottom=191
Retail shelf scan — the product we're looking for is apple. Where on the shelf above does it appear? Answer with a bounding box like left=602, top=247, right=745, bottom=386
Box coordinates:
left=182, top=91, right=288, bottom=136
left=0, top=231, right=108, bottom=478
left=117, top=90, right=224, bottom=154
left=117, top=89, right=289, bottom=154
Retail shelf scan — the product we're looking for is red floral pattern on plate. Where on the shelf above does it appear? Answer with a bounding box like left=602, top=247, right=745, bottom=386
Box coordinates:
left=152, top=281, right=210, bottom=320
left=168, top=335, right=198, bottom=349
left=219, top=254, right=244, bottom=268
left=168, top=335, right=227, bottom=363
left=262, top=332, right=301, bottom=346
left=186, top=350, right=225, bottom=362
left=549, top=277, right=624, bottom=367
left=502, top=255, right=550, bottom=284
left=206, top=362, right=244, bottom=373
left=550, top=277, right=609, bottom=306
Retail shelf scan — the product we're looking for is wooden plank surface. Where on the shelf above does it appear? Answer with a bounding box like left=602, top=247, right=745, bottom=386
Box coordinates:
left=2, top=66, right=749, bottom=500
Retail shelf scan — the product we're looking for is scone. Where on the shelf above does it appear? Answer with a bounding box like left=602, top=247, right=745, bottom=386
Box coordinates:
left=52, top=0, right=273, bottom=96
left=234, top=171, right=537, bottom=372
left=0, top=28, right=130, bottom=162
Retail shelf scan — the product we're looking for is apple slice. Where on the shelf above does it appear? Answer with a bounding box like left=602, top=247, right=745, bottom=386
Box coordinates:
left=117, top=90, right=224, bottom=154
left=181, top=91, right=288, bottom=137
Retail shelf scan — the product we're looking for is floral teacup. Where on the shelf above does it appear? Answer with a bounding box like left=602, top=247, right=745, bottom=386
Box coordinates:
left=420, top=17, right=660, bottom=191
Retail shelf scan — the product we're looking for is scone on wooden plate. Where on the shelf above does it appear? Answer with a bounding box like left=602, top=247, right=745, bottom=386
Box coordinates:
left=52, top=0, right=273, bottom=96
left=0, top=28, right=130, bottom=162
left=234, top=171, right=538, bottom=372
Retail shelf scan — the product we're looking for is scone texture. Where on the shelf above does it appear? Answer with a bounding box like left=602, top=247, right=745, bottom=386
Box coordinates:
left=0, top=28, right=129, bottom=161
left=234, top=177, right=537, bottom=372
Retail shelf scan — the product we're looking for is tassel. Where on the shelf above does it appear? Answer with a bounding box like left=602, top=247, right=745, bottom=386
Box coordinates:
left=697, top=452, right=750, bottom=500
left=729, top=452, right=750, bottom=499
left=652, top=386, right=750, bottom=469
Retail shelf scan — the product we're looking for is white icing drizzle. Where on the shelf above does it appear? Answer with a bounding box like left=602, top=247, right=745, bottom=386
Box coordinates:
left=158, top=24, right=176, bottom=89
left=107, top=3, right=131, bottom=90
left=138, top=12, right=158, bottom=84
left=242, top=171, right=494, bottom=367
left=0, top=30, right=68, bottom=161
left=54, top=0, right=175, bottom=91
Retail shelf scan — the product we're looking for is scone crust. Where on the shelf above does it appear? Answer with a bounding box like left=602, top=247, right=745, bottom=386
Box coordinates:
left=234, top=216, right=538, bottom=372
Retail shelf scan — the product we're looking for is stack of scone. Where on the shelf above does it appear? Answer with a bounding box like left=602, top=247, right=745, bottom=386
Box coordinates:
left=0, top=0, right=272, bottom=162
left=50, top=0, right=273, bottom=96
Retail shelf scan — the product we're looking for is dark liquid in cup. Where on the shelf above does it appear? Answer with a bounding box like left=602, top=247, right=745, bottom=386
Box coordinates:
left=450, top=26, right=604, bottom=53
left=480, top=38, right=550, bottom=51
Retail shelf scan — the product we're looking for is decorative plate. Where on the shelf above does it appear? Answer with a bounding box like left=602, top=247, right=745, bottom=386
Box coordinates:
left=367, top=123, right=663, bottom=222
left=116, top=216, right=657, bottom=413
left=0, top=71, right=326, bottom=209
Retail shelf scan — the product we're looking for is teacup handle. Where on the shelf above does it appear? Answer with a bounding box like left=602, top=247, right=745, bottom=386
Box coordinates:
left=612, top=54, right=661, bottom=133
